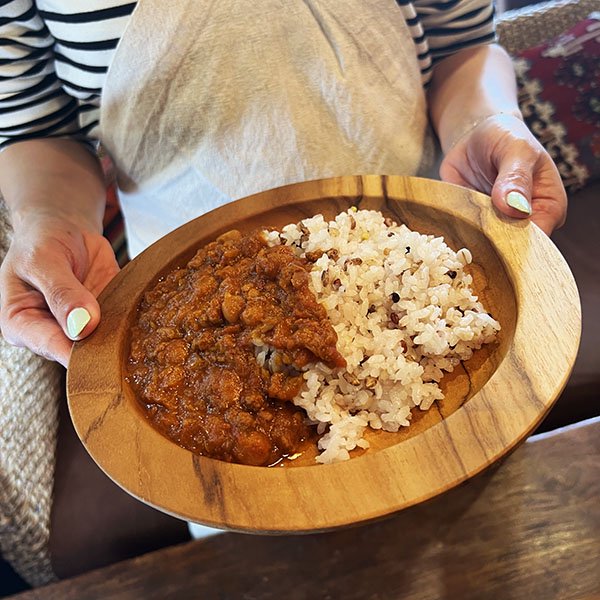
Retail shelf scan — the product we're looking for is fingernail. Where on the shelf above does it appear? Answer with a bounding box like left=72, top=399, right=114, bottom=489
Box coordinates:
left=506, top=191, right=532, bottom=215
left=66, top=307, right=91, bottom=340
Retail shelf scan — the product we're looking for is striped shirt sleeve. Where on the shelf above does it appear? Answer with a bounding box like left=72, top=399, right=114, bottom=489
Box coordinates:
left=413, top=0, right=496, bottom=63
left=0, top=0, right=91, bottom=150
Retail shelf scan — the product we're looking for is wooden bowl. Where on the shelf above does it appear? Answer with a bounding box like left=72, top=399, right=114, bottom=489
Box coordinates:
left=67, top=175, right=580, bottom=533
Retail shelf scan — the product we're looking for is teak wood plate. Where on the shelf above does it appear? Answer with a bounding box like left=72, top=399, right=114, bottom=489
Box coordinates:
left=67, top=175, right=581, bottom=533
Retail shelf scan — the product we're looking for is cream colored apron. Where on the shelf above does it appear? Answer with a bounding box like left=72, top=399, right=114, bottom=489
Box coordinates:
left=99, top=0, right=436, bottom=258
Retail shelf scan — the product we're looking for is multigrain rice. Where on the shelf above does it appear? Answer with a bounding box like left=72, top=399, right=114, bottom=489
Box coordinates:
left=261, top=209, right=500, bottom=463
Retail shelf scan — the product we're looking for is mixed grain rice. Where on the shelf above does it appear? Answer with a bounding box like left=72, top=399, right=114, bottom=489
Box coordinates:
left=261, top=209, right=500, bottom=463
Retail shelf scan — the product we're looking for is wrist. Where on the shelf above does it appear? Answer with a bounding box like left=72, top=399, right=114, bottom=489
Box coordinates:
left=443, top=110, right=525, bottom=154
left=0, top=138, right=106, bottom=234
left=10, top=203, right=103, bottom=236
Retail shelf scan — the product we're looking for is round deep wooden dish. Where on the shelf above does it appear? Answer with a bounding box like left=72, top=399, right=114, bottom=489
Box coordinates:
left=67, top=175, right=581, bottom=533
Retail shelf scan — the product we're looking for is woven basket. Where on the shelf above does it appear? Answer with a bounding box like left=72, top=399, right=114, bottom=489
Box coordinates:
left=496, top=0, right=599, bottom=54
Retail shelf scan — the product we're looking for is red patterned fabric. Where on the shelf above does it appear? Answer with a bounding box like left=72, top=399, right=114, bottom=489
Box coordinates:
left=514, top=14, right=600, bottom=192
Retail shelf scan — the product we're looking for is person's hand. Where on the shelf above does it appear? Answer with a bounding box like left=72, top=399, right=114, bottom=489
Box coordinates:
left=439, top=113, right=567, bottom=235
left=0, top=213, right=120, bottom=367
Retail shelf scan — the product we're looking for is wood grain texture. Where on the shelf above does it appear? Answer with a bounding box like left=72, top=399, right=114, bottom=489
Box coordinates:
left=15, top=418, right=600, bottom=600
left=66, top=175, right=581, bottom=532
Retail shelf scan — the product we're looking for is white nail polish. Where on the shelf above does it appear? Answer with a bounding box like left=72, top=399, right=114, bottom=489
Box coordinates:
left=66, top=307, right=91, bottom=340
left=506, top=191, right=532, bottom=215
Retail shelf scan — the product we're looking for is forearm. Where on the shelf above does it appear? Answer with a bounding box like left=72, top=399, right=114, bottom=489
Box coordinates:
left=0, top=139, right=106, bottom=233
left=427, top=43, right=523, bottom=153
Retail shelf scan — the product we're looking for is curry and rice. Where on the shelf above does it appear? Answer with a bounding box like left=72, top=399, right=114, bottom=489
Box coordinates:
left=127, top=209, right=500, bottom=466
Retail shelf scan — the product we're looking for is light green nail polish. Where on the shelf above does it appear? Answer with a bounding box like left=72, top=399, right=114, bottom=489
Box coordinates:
left=67, top=307, right=91, bottom=340
left=506, top=191, right=532, bottom=215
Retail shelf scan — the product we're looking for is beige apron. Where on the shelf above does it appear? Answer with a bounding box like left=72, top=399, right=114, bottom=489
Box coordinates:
left=99, top=0, right=436, bottom=258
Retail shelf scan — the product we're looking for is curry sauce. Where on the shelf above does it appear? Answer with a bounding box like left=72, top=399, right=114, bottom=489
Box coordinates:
left=127, top=229, right=345, bottom=466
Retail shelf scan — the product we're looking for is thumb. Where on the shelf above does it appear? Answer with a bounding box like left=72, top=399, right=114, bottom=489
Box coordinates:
left=24, top=257, right=101, bottom=341
left=490, top=158, right=534, bottom=222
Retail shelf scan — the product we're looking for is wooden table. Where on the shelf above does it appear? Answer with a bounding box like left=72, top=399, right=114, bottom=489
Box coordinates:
left=15, top=418, right=600, bottom=600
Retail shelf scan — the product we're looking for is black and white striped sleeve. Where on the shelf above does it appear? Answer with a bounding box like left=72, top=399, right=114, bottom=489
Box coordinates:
left=413, top=0, right=496, bottom=63
left=0, top=0, right=89, bottom=150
